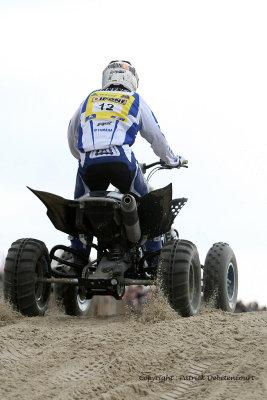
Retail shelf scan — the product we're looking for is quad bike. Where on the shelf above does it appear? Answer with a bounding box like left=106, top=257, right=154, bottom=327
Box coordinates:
left=3, top=160, right=238, bottom=317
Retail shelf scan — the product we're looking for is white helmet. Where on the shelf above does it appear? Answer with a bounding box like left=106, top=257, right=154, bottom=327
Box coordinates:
left=102, top=60, right=139, bottom=92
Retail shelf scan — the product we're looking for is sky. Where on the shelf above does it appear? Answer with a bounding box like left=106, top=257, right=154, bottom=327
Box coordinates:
left=0, top=0, right=266, bottom=306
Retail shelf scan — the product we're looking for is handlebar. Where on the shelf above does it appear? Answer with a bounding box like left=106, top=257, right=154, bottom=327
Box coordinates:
left=140, top=160, right=188, bottom=174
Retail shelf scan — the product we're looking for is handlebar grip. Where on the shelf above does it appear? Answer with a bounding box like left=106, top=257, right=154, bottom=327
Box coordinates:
left=141, top=160, right=189, bottom=172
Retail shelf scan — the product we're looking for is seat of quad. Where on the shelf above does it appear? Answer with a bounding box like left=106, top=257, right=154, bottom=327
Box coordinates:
left=78, top=191, right=123, bottom=202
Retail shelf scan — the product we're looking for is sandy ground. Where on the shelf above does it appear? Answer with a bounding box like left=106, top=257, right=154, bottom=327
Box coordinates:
left=0, top=289, right=266, bottom=400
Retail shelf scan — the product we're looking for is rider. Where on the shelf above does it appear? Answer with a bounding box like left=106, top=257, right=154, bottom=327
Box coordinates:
left=67, top=60, right=187, bottom=260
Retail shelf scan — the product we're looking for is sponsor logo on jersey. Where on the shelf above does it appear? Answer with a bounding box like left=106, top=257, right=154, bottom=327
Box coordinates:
left=97, top=121, right=112, bottom=126
left=111, top=116, right=125, bottom=121
left=93, top=128, right=113, bottom=132
left=121, top=95, right=130, bottom=99
left=89, top=146, right=120, bottom=158
left=85, top=113, right=96, bottom=122
left=92, top=97, right=126, bottom=105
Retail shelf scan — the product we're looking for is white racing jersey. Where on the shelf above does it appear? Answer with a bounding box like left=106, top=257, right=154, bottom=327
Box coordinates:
left=68, top=89, right=179, bottom=166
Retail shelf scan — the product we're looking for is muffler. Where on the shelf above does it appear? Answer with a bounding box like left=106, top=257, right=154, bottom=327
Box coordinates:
left=121, top=194, right=141, bottom=243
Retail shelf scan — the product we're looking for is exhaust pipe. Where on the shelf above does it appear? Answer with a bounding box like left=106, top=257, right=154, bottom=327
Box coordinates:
left=121, top=194, right=141, bottom=243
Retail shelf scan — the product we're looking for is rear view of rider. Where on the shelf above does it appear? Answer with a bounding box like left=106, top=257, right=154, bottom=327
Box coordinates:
left=67, top=60, right=187, bottom=258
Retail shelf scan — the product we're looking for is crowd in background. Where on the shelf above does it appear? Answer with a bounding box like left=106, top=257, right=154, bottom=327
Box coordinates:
left=124, top=285, right=155, bottom=309
left=87, top=285, right=155, bottom=316
left=235, top=300, right=266, bottom=312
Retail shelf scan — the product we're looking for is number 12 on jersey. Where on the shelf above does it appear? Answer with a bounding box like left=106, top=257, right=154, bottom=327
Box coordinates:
left=92, top=102, right=122, bottom=113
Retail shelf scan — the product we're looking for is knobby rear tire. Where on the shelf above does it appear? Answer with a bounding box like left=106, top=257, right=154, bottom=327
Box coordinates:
left=4, top=238, right=51, bottom=316
left=159, top=239, right=201, bottom=317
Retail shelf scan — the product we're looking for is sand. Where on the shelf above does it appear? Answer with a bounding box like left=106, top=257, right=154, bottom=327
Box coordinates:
left=0, top=290, right=266, bottom=400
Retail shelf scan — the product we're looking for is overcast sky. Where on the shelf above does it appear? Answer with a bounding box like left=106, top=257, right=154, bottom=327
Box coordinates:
left=0, top=0, right=266, bottom=306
